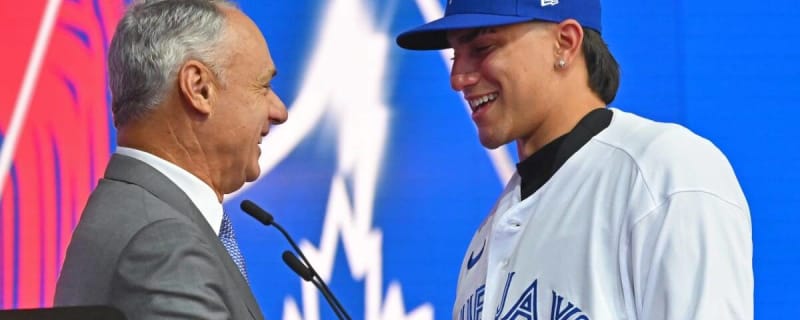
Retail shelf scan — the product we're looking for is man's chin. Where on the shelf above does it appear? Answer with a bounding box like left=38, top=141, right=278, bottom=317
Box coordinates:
left=244, top=167, right=261, bottom=182
left=479, top=136, right=505, bottom=150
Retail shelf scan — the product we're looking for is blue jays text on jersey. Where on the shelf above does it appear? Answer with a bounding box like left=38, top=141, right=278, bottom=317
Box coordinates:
left=458, top=272, right=590, bottom=320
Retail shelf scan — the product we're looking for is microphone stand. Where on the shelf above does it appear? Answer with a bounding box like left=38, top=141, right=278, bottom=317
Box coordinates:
left=241, top=200, right=352, bottom=320
left=282, top=251, right=347, bottom=320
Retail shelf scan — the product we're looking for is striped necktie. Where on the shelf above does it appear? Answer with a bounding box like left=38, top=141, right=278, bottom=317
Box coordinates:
left=219, top=212, right=248, bottom=281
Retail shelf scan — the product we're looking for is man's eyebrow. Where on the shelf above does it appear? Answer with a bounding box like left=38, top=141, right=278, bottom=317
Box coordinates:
left=455, top=28, right=491, bottom=45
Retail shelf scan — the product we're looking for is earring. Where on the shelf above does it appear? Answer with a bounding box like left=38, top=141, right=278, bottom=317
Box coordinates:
left=556, top=59, right=566, bottom=69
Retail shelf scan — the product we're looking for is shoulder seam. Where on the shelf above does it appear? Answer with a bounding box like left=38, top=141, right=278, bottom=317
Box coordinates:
left=589, top=138, right=658, bottom=206
left=632, top=189, right=749, bottom=227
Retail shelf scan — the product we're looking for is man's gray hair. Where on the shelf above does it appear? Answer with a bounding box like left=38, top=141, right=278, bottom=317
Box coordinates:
left=108, top=0, right=236, bottom=127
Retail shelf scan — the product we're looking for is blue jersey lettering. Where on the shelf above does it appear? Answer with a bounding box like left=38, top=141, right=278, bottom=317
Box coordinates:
left=550, top=291, right=590, bottom=320
left=498, top=280, right=538, bottom=320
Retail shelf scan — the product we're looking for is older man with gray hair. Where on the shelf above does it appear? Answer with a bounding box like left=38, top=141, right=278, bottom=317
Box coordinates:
left=55, top=0, right=288, bottom=318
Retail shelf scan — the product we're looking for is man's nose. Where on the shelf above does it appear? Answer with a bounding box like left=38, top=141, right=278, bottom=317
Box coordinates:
left=450, top=72, right=480, bottom=92
left=269, top=93, right=288, bottom=125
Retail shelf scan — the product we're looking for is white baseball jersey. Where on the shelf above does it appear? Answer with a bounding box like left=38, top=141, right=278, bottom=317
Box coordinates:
left=453, top=108, right=752, bottom=320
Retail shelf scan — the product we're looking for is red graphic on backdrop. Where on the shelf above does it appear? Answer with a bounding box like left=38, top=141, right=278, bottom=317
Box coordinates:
left=0, top=0, right=125, bottom=308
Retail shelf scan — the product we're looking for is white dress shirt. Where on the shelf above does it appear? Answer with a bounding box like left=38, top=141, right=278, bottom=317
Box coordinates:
left=116, top=147, right=223, bottom=235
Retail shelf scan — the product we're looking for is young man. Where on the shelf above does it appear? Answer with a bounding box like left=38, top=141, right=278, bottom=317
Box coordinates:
left=55, top=1, right=288, bottom=319
left=397, top=0, right=752, bottom=319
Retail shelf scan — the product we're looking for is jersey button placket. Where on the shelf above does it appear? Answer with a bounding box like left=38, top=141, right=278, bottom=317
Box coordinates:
left=499, top=219, right=521, bottom=269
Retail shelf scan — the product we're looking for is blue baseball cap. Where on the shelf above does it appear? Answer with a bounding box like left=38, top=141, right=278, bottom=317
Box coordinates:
left=396, top=0, right=602, bottom=50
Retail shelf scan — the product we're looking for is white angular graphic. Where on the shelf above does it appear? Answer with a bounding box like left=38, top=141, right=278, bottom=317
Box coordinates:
left=232, top=0, right=434, bottom=319
left=229, top=0, right=515, bottom=319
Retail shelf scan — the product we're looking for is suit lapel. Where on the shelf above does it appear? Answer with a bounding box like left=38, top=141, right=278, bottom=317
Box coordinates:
left=104, top=154, right=264, bottom=319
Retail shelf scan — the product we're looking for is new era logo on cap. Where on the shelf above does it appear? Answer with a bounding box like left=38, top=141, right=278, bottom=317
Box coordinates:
left=448, top=0, right=564, bottom=8
left=396, top=0, right=602, bottom=50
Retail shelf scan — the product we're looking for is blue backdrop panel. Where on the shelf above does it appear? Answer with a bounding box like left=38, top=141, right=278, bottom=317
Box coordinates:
left=219, top=0, right=800, bottom=318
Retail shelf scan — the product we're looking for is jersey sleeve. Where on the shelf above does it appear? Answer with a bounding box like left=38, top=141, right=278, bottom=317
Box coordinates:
left=629, top=191, right=753, bottom=319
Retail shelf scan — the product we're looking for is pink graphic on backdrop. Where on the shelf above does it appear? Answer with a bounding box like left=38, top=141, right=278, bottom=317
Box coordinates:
left=0, top=0, right=125, bottom=308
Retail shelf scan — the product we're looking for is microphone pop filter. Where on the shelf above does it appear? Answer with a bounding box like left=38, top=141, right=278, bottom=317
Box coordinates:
left=240, top=200, right=274, bottom=226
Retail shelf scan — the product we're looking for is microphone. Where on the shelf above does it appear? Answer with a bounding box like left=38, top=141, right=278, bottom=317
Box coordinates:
left=240, top=199, right=273, bottom=225
left=282, top=251, right=347, bottom=320
left=240, top=200, right=351, bottom=320
left=281, top=251, right=313, bottom=281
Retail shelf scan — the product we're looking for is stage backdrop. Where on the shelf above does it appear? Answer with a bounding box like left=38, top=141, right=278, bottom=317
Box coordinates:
left=1, top=0, right=798, bottom=318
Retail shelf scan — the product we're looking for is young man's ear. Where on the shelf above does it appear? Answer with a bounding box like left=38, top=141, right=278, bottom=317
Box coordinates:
left=178, top=60, right=216, bottom=115
left=554, top=19, right=585, bottom=69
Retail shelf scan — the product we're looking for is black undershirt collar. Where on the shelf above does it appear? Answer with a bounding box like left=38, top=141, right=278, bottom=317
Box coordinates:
left=516, top=108, right=613, bottom=200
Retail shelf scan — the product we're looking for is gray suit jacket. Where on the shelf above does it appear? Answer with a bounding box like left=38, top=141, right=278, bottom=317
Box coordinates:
left=55, top=154, right=264, bottom=320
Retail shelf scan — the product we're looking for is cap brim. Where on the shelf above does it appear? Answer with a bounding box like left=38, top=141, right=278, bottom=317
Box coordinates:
left=396, top=14, right=533, bottom=50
